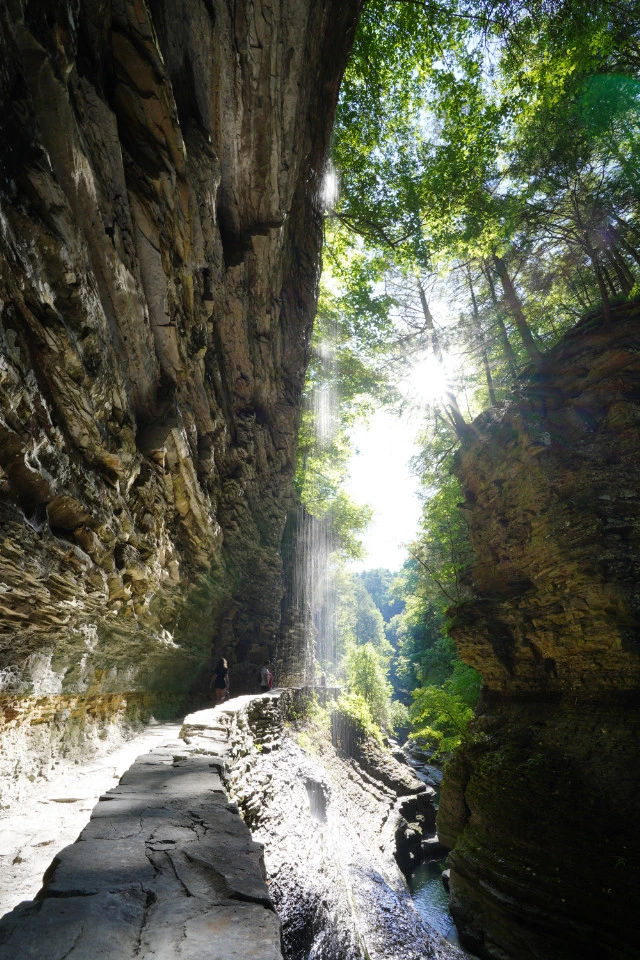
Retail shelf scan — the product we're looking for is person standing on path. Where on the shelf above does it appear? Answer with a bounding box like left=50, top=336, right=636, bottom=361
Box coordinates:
left=259, top=660, right=272, bottom=693
left=210, top=658, right=229, bottom=704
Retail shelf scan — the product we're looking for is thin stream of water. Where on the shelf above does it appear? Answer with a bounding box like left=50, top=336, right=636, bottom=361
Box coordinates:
left=294, top=329, right=340, bottom=679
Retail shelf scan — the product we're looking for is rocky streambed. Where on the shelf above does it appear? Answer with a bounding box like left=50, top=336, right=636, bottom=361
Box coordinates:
left=218, top=700, right=463, bottom=960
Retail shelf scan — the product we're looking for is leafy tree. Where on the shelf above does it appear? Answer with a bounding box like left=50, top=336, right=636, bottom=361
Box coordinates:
left=346, top=642, right=394, bottom=730
left=357, top=568, right=405, bottom=622
left=331, top=0, right=640, bottom=393
left=409, top=659, right=482, bottom=756
left=306, top=0, right=640, bottom=757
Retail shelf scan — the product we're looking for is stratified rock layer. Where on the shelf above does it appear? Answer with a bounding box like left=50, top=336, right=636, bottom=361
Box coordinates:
left=0, top=0, right=360, bottom=798
left=215, top=695, right=462, bottom=960
left=438, top=303, right=640, bottom=959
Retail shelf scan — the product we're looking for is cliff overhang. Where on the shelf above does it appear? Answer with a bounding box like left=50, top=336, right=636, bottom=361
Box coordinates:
left=0, top=0, right=361, bottom=800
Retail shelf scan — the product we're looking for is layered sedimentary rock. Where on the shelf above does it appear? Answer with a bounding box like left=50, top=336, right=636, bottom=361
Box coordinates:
left=438, top=303, right=640, bottom=959
left=214, top=695, right=461, bottom=960
left=0, top=0, right=360, bottom=799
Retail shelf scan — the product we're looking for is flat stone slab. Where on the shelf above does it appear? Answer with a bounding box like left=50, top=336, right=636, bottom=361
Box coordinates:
left=0, top=701, right=285, bottom=959
left=42, top=839, right=156, bottom=896
left=139, top=901, right=282, bottom=960
left=0, top=890, right=147, bottom=959
left=182, top=904, right=282, bottom=960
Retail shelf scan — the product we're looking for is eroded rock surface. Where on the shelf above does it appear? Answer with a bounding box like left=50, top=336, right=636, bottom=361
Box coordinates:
left=438, top=304, right=640, bottom=960
left=0, top=0, right=361, bottom=798
left=221, top=705, right=462, bottom=960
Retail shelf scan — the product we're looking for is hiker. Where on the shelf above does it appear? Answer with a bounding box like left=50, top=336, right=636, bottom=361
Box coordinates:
left=259, top=660, right=272, bottom=693
left=210, top=658, right=229, bottom=704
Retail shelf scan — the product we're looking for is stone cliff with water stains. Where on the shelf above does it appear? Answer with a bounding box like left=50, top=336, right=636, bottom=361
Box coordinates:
left=438, top=302, right=640, bottom=960
left=0, top=0, right=361, bottom=799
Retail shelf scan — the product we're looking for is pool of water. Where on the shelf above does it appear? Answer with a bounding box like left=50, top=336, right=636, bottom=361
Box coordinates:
left=408, top=859, right=464, bottom=949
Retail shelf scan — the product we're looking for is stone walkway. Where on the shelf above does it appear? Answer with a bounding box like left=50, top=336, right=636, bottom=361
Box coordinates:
left=0, top=721, right=184, bottom=919
left=0, top=697, right=284, bottom=960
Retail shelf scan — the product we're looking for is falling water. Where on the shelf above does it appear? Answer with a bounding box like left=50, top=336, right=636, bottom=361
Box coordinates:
left=288, top=328, right=340, bottom=683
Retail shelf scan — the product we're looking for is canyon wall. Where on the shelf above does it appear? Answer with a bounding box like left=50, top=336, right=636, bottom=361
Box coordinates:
left=0, top=0, right=361, bottom=799
left=438, top=303, right=640, bottom=959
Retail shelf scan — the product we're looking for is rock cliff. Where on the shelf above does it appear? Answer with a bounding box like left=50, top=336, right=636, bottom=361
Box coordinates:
left=0, top=0, right=361, bottom=801
left=438, top=302, right=640, bottom=959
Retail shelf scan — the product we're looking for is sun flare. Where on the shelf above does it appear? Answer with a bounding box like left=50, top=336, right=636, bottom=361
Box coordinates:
left=403, top=351, right=457, bottom=407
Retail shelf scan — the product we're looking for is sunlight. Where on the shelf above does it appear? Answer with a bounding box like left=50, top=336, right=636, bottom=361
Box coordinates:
left=321, top=161, right=339, bottom=210
left=402, top=350, right=457, bottom=407
left=346, top=409, right=423, bottom=572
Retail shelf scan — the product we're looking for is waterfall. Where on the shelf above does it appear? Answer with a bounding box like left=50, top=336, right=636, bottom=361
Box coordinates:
left=278, top=160, right=342, bottom=686
left=281, top=328, right=340, bottom=685
left=307, top=334, right=339, bottom=673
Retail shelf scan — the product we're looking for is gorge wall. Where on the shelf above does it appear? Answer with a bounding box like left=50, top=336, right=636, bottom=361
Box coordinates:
left=438, top=302, right=640, bottom=960
left=0, top=0, right=361, bottom=801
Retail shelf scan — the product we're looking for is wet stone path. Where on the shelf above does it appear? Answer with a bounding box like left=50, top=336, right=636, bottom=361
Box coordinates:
left=0, top=698, right=284, bottom=960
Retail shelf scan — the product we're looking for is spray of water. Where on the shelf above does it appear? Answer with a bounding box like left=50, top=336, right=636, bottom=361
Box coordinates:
left=290, top=327, right=340, bottom=684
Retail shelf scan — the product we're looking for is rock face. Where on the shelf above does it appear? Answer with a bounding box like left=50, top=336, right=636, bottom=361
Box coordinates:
left=219, top=699, right=462, bottom=960
left=438, top=304, right=640, bottom=960
left=0, top=0, right=360, bottom=800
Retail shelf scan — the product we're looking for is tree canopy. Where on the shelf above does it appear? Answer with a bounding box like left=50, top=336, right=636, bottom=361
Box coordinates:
left=296, top=0, right=640, bottom=754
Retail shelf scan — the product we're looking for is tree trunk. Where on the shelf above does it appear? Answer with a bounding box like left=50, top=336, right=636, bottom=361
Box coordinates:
left=601, top=259, right=618, bottom=299
left=612, top=226, right=640, bottom=270
left=483, top=263, right=519, bottom=379
left=492, top=254, right=543, bottom=367
left=467, top=269, right=497, bottom=405
left=417, top=281, right=468, bottom=439
left=607, top=244, right=636, bottom=295
left=586, top=245, right=613, bottom=324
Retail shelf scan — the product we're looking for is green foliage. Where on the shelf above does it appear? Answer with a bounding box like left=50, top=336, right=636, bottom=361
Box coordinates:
left=345, top=642, right=393, bottom=730
left=330, top=0, right=640, bottom=429
left=357, top=568, right=405, bottom=623
left=333, top=691, right=381, bottom=743
left=382, top=449, right=481, bottom=755
left=410, top=468, right=473, bottom=605
left=410, top=660, right=482, bottom=757
left=331, top=690, right=409, bottom=743
left=305, top=1, right=640, bottom=766
left=321, top=566, right=393, bottom=675
left=293, top=696, right=332, bottom=754
left=388, top=698, right=410, bottom=734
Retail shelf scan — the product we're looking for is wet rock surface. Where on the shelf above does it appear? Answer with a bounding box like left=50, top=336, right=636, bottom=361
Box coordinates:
left=440, top=305, right=640, bottom=959
left=224, top=711, right=462, bottom=960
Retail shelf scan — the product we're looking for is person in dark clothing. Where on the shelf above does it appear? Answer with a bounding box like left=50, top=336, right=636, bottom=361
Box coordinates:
left=210, top=658, right=229, bottom=704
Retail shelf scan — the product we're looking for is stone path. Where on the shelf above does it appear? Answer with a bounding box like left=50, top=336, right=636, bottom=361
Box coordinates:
left=0, top=721, right=184, bottom=919
left=0, top=698, right=284, bottom=960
